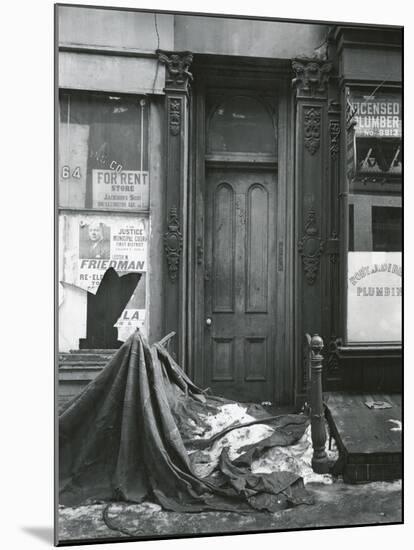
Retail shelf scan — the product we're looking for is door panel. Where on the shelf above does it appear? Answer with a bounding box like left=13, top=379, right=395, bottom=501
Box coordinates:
left=213, top=183, right=235, bottom=312
left=246, top=184, right=269, bottom=313
left=204, top=169, right=277, bottom=402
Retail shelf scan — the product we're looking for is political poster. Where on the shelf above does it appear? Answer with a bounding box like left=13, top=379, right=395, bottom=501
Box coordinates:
left=60, top=213, right=148, bottom=294
left=347, top=251, right=402, bottom=342
left=92, top=169, right=149, bottom=210
left=115, top=273, right=147, bottom=341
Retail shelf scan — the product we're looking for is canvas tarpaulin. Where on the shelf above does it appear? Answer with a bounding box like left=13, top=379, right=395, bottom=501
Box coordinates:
left=59, top=331, right=313, bottom=512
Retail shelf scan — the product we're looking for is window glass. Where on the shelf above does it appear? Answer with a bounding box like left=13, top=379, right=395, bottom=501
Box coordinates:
left=355, top=138, right=402, bottom=176
left=347, top=90, right=402, bottom=190
left=58, top=92, right=150, bottom=353
left=372, top=207, right=402, bottom=252
left=59, top=212, right=148, bottom=351
left=59, top=92, right=149, bottom=209
left=346, top=88, right=402, bottom=344
left=206, top=95, right=277, bottom=156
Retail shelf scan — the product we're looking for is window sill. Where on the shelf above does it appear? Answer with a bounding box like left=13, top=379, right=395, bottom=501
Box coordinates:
left=336, top=343, right=402, bottom=359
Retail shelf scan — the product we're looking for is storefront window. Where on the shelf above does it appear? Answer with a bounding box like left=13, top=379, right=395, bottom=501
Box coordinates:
left=346, top=88, right=402, bottom=344
left=59, top=92, right=149, bottom=210
left=58, top=92, right=150, bottom=351
left=59, top=212, right=148, bottom=348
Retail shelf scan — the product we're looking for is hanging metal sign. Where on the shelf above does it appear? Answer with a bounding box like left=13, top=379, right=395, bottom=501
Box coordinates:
left=346, top=89, right=402, bottom=181
left=351, top=91, right=402, bottom=138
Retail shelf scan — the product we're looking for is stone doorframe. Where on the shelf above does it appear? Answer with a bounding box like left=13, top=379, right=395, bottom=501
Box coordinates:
left=292, top=57, right=341, bottom=405
left=157, top=49, right=193, bottom=371
left=157, top=50, right=340, bottom=406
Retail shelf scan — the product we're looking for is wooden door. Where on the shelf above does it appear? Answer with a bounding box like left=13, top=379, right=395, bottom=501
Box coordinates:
left=204, top=168, right=278, bottom=402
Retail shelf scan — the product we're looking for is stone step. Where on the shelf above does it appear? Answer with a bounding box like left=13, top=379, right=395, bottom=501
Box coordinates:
left=58, top=351, right=116, bottom=406
left=68, top=349, right=118, bottom=354
left=59, top=352, right=116, bottom=364
left=325, top=391, right=401, bottom=483
left=59, top=361, right=108, bottom=368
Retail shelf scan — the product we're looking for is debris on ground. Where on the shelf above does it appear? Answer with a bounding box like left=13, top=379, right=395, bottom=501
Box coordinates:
left=188, top=401, right=338, bottom=485
left=387, top=419, right=402, bottom=431
left=58, top=479, right=402, bottom=541
left=251, top=424, right=338, bottom=485
left=59, top=332, right=316, bottom=515
left=57, top=331, right=402, bottom=542
left=365, top=400, right=392, bottom=409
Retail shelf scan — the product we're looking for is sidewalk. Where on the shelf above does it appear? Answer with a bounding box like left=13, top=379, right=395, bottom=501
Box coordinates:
left=58, top=479, right=402, bottom=543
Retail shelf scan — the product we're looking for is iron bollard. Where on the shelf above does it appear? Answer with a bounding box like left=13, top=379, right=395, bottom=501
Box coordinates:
left=310, top=334, right=330, bottom=474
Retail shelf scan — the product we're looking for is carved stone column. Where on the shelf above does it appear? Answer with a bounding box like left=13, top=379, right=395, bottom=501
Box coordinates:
left=157, top=50, right=193, bottom=365
left=292, top=57, right=332, bottom=406
left=324, top=99, right=342, bottom=388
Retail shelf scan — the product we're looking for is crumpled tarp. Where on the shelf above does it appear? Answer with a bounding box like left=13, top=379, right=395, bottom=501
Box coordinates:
left=59, top=331, right=313, bottom=512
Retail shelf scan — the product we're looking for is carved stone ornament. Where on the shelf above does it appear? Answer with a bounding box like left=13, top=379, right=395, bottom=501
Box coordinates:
left=326, top=337, right=341, bottom=374
left=304, top=108, right=321, bottom=155
left=330, top=120, right=341, bottom=160
left=327, top=232, right=339, bottom=264
left=298, top=208, right=324, bottom=285
left=292, top=58, right=332, bottom=98
left=164, top=207, right=183, bottom=282
left=157, top=50, right=193, bottom=91
left=168, top=98, right=181, bottom=136
left=303, top=333, right=312, bottom=392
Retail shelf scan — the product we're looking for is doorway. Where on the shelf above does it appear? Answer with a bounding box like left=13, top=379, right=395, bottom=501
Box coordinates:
left=192, top=84, right=293, bottom=404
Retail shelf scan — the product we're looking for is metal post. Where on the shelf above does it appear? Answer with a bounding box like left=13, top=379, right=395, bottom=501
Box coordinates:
left=310, top=334, right=330, bottom=473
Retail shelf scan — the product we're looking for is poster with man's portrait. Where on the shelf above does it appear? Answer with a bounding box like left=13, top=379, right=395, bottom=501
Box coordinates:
left=79, top=221, right=111, bottom=259
left=60, top=213, right=148, bottom=294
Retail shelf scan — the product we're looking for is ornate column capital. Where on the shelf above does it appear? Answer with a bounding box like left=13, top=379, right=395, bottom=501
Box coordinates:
left=157, top=49, right=193, bottom=92
left=292, top=58, right=332, bottom=99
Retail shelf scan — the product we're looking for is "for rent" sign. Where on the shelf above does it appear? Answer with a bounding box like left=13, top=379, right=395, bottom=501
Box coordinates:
left=92, top=169, right=149, bottom=210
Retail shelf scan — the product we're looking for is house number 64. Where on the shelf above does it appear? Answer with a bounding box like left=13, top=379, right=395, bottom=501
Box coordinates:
left=61, top=166, right=81, bottom=179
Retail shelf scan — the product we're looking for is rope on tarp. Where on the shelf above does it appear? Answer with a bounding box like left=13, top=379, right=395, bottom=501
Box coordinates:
left=188, top=415, right=306, bottom=450
left=102, top=503, right=145, bottom=538
left=158, top=331, right=176, bottom=347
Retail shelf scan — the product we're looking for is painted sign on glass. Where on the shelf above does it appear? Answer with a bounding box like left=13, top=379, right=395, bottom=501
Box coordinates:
left=59, top=122, right=89, bottom=208
left=347, top=251, right=402, bottom=342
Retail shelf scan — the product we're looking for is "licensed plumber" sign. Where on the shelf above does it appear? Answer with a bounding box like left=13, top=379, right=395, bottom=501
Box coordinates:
left=351, top=92, right=402, bottom=138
